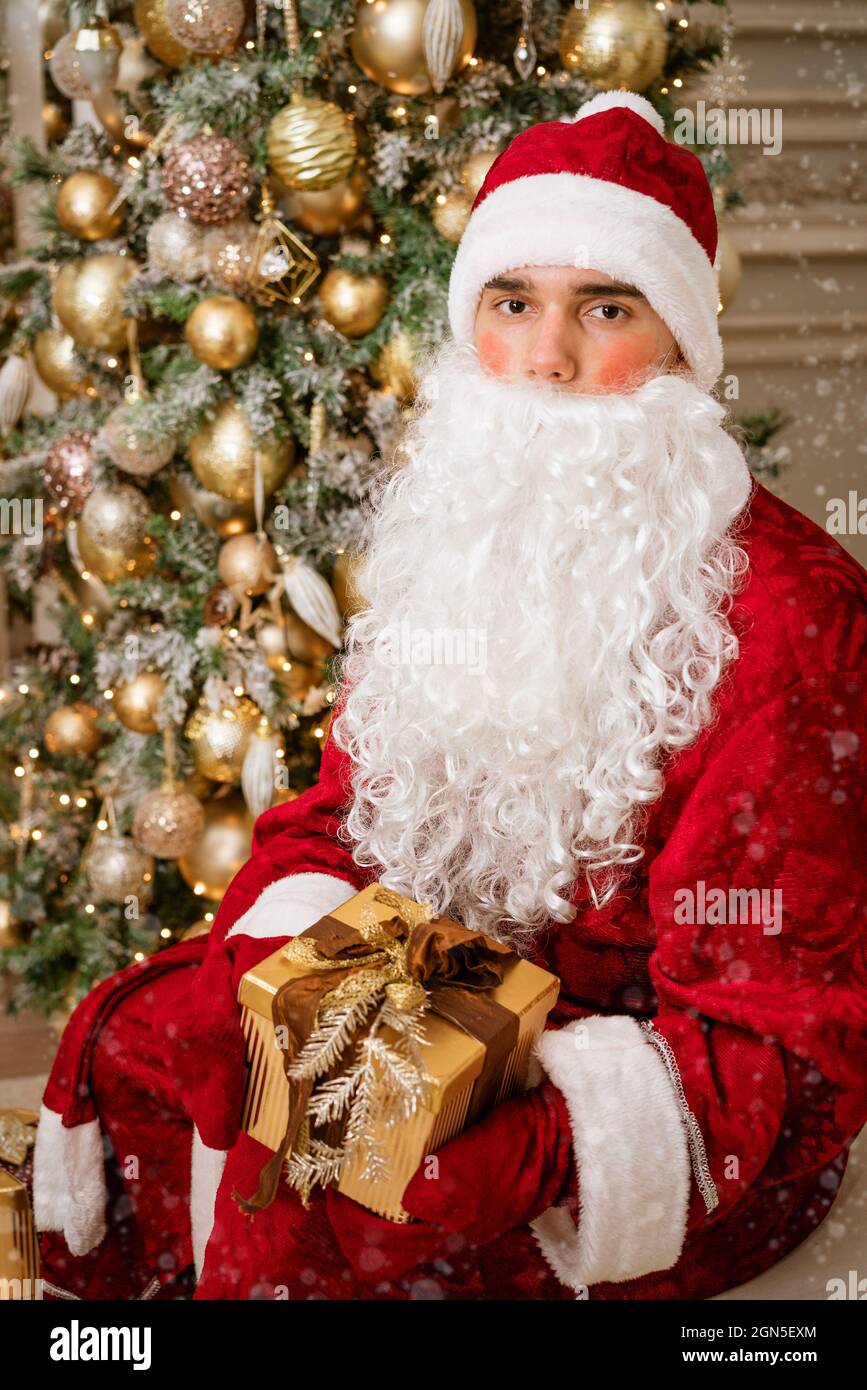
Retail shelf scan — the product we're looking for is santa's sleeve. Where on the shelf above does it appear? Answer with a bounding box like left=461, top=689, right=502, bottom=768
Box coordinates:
left=529, top=671, right=867, bottom=1292
left=154, top=685, right=369, bottom=1272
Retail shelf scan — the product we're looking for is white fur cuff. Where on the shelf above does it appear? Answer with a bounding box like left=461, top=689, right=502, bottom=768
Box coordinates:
left=32, top=1103, right=107, bottom=1257
left=529, top=1014, right=692, bottom=1291
left=225, top=871, right=359, bottom=941
left=190, top=1125, right=228, bottom=1278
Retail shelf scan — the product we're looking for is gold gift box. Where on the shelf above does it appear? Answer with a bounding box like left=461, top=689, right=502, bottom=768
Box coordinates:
left=239, top=882, right=560, bottom=1221
left=0, top=1109, right=40, bottom=1299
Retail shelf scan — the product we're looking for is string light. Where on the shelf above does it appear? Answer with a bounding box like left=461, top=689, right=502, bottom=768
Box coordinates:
left=103, top=689, right=114, bottom=700
left=76, top=796, right=87, bottom=808
left=18, top=684, right=28, bottom=694
left=133, top=951, right=145, bottom=962
left=59, top=794, right=71, bottom=806
left=97, top=818, right=108, bottom=831
left=380, top=233, right=391, bottom=245
left=31, top=829, right=42, bottom=841
left=204, top=912, right=215, bottom=923
left=14, top=766, right=25, bottom=778
left=70, top=673, right=80, bottom=685
left=193, top=882, right=206, bottom=896
left=160, top=927, right=171, bottom=939
left=85, top=903, right=95, bottom=913
left=28, top=748, right=39, bottom=758
left=170, top=510, right=181, bottom=521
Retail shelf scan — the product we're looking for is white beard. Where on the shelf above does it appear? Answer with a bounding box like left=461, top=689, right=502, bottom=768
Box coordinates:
left=331, top=338, right=754, bottom=947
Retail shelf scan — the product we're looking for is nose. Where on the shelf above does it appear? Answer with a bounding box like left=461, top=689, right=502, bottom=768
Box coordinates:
left=524, top=306, right=578, bottom=385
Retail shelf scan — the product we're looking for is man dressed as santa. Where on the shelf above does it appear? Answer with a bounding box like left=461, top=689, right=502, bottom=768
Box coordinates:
left=34, top=92, right=867, bottom=1302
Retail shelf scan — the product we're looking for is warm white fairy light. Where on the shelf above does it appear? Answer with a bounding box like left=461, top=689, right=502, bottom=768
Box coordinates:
left=70, top=673, right=80, bottom=684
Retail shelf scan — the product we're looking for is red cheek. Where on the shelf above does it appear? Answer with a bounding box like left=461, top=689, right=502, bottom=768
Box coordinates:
left=477, top=329, right=512, bottom=378
left=590, top=339, right=659, bottom=389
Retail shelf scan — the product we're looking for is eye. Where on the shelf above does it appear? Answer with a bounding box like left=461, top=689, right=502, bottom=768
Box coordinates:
left=588, top=302, right=629, bottom=321
left=493, top=297, right=529, bottom=317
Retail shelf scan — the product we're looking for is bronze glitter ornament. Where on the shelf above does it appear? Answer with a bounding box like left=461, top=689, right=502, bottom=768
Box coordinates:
left=114, top=671, right=167, bottom=734
left=102, top=403, right=177, bottom=478
left=177, top=791, right=254, bottom=900
left=44, top=702, right=105, bottom=757
left=162, top=133, right=253, bottom=225
left=147, top=212, right=208, bottom=279
left=165, top=0, right=244, bottom=54
left=188, top=399, right=294, bottom=502
left=56, top=171, right=124, bottom=242
left=184, top=295, right=259, bottom=370
left=185, top=695, right=261, bottom=783
left=53, top=253, right=140, bottom=353
left=266, top=95, right=357, bottom=192
left=85, top=834, right=154, bottom=904
left=44, top=429, right=95, bottom=515
left=133, top=784, right=205, bottom=859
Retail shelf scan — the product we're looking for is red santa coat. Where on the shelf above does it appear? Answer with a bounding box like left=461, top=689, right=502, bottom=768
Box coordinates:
left=34, top=477, right=867, bottom=1300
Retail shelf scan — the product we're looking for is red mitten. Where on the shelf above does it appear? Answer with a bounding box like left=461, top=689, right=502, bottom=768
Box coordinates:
left=326, top=1080, right=576, bottom=1283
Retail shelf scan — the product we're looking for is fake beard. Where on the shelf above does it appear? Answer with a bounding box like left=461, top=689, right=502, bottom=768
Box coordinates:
left=331, top=338, right=755, bottom=946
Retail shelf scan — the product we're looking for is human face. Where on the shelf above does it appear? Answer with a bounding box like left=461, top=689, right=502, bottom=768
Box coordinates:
left=473, top=265, right=683, bottom=392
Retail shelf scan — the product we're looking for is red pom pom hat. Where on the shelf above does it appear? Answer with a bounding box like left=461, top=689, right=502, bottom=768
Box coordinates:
left=447, top=92, right=724, bottom=390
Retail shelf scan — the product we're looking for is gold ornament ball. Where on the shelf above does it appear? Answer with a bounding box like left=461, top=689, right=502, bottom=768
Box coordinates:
left=147, top=212, right=208, bottom=279
left=167, top=472, right=255, bottom=537
left=44, top=702, right=105, bottom=758
left=43, top=100, right=70, bottom=144
left=460, top=149, right=498, bottom=202
left=114, top=671, right=167, bottom=734
left=351, top=0, right=478, bottom=97
left=80, top=482, right=151, bottom=553
left=276, top=167, right=368, bottom=236
left=85, top=835, right=155, bottom=904
left=185, top=696, right=261, bottom=784
left=189, top=400, right=294, bottom=502
left=559, top=0, right=668, bottom=93
left=185, top=295, right=259, bottom=370
left=178, top=791, right=254, bottom=900
left=53, top=253, right=140, bottom=353
left=217, top=533, right=278, bottom=597
left=717, top=229, right=742, bottom=314
left=202, top=217, right=258, bottom=292
left=133, top=0, right=195, bottom=68
left=266, top=95, right=357, bottom=192
left=371, top=329, right=418, bottom=400
left=319, top=268, right=388, bottom=338
left=432, top=190, right=472, bottom=243
left=56, top=171, right=124, bottom=242
left=275, top=657, right=321, bottom=700
left=33, top=329, right=92, bottom=399
left=78, top=483, right=154, bottom=582
left=102, top=403, right=177, bottom=478
left=133, top=784, right=205, bottom=859
left=332, top=549, right=368, bottom=619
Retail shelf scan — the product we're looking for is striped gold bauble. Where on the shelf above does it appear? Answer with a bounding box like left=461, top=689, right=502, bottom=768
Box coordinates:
left=266, top=94, right=357, bottom=192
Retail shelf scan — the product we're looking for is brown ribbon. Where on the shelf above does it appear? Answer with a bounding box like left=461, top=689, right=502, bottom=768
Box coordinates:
left=232, top=909, right=518, bottom=1217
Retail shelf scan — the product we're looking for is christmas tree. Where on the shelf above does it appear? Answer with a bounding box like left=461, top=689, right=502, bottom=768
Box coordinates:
left=0, top=0, right=784, bottom=1020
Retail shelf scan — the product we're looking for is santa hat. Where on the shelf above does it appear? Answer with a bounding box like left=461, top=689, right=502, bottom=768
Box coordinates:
left=448, top=91, right=723, bottom=390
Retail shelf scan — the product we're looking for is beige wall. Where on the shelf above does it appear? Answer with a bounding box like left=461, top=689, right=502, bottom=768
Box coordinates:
left=693, top=0, right=867, bottom=567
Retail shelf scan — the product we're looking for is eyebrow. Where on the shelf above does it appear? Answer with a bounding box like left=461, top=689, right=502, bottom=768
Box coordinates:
left=482, top=274, right=646, bottom=300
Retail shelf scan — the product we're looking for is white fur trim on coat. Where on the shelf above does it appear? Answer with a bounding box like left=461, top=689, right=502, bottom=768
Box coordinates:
left=529, top=1014, right=692, bottom=1291
left=32, top=1103, right=107, bottom=1257
left=448, top=172, right=723, bottom=390
left=225, top=871, right=359, bottom=941
left=190, top=1125, right=227, bottom=1279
